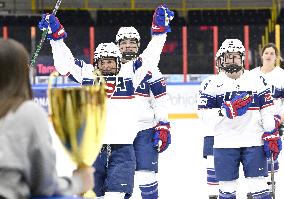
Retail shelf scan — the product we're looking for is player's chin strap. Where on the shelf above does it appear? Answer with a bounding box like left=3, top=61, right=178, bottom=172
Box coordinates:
left=220, top=64, right=243, bottom=74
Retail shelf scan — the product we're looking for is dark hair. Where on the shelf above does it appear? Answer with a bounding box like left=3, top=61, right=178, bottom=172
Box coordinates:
left=0, top=39, right=32, bottom=118
left=261, top=43, right=279, bottom=58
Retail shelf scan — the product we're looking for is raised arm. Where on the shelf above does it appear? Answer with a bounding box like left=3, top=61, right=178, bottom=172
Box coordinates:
left=38, top=14, right=94, bottom=84
left=139, top=4, right=174, bottom=67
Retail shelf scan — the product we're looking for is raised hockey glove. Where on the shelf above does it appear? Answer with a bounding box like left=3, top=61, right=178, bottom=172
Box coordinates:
left=38, top=14, right=67, bottom=40
left=153, top=121, right=171, bottom=153
left=262, top=129, right=282, bottom=161
left=151, top=4, right=174, bottom=35
left=221, top=92, right=253, bottom=119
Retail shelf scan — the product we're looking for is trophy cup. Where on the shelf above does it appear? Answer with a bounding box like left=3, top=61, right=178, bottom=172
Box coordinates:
left=48, top=72, right=106, bottom=198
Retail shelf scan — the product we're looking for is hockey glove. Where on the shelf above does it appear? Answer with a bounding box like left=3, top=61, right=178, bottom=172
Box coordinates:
left=221, top=92, right=253, bottom=119
left=262, top=129, right=282, bottom=160
left=151, top=4, right=174, bottom=35
left=38, top=14, right=67, bottom=40
left=153, top=121, right=171, bottom=153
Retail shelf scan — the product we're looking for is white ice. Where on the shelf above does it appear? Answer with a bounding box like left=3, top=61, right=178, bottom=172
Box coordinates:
left=51, top=119, right=284, bottom=199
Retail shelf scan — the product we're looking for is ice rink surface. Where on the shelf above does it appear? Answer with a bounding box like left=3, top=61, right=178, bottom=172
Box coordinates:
left=51, top=119, right=284, bottom=199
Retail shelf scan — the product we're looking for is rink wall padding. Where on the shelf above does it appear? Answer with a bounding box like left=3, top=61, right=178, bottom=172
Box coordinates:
left=167, top=83, right=200, bottom=119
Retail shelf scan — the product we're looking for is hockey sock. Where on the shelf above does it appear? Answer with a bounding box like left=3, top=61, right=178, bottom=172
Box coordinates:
left=251, top=189, right=271, bottom=199
left=219, top=190, right=236, bottom=199
left=206, top=156, right=219, bottom=196
left=247, top=177, right=272, bottom=199
left=218, top=180, right=237, bottom=199
left=207, top=168, right=219, bottom=185
left=139, top=181, right=158, bottom=199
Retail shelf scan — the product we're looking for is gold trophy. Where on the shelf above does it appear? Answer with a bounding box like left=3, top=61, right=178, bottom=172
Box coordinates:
left=48, top=72, right=106, bottom=198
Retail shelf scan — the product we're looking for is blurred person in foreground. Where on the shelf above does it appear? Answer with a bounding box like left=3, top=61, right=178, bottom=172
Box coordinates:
left=0, top=38, right=94, bottom=199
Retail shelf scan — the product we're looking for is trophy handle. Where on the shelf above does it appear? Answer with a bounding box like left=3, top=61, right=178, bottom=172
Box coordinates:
left=48, top=71, right=61, bottom=89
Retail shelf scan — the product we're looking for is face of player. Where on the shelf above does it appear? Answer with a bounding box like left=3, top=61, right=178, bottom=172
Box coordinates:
left=223, top=52, right=242, bottom=66
left=118, top=38, right=139, bottom=63
left=97, top=57, right=118, bottom=76
left=262, top=47, right=277, bottom=68
left=223, top=52, right=243, bottom=79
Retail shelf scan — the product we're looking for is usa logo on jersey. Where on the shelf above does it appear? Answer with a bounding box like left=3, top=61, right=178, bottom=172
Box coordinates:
left=105, top=76, right=134, bottom=99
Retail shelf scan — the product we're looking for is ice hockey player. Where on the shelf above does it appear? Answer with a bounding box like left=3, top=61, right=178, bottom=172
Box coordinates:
left=198, top=39, right=282, bottom=199
left=114, top=4, right=174, bottom=199
left=250, top=42, right=284, bottom=197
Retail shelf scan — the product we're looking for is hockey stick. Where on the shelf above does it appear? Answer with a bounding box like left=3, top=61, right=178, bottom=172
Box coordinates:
left=29, top=0, right=63, bottom=68
left=270, top=154, right=275, bottom=199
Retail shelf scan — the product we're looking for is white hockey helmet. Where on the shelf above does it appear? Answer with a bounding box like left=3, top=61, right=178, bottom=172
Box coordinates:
left=93, top=42, right=122, bottom=76
left=219, top=39, right=245, bottom=64
left=115, top=27, right=140, bottom=44
left=219, top=39, right=245, bottom=73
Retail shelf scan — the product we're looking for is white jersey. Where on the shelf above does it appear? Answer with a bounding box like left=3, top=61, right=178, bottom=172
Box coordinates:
left=197, top=74, right=218, bottom=137
left=250, top=66, right=284, bottom=116
left=122, top=62, right=168, bottom=131
left=49, top=34, right=167, bottom=144
left=119, top=34, right=169, bottom=131
left=198, top=71, right=276, bottom=148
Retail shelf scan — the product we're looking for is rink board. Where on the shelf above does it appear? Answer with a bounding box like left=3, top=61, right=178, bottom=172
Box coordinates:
left=32, top=83, right=201, bottom=119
